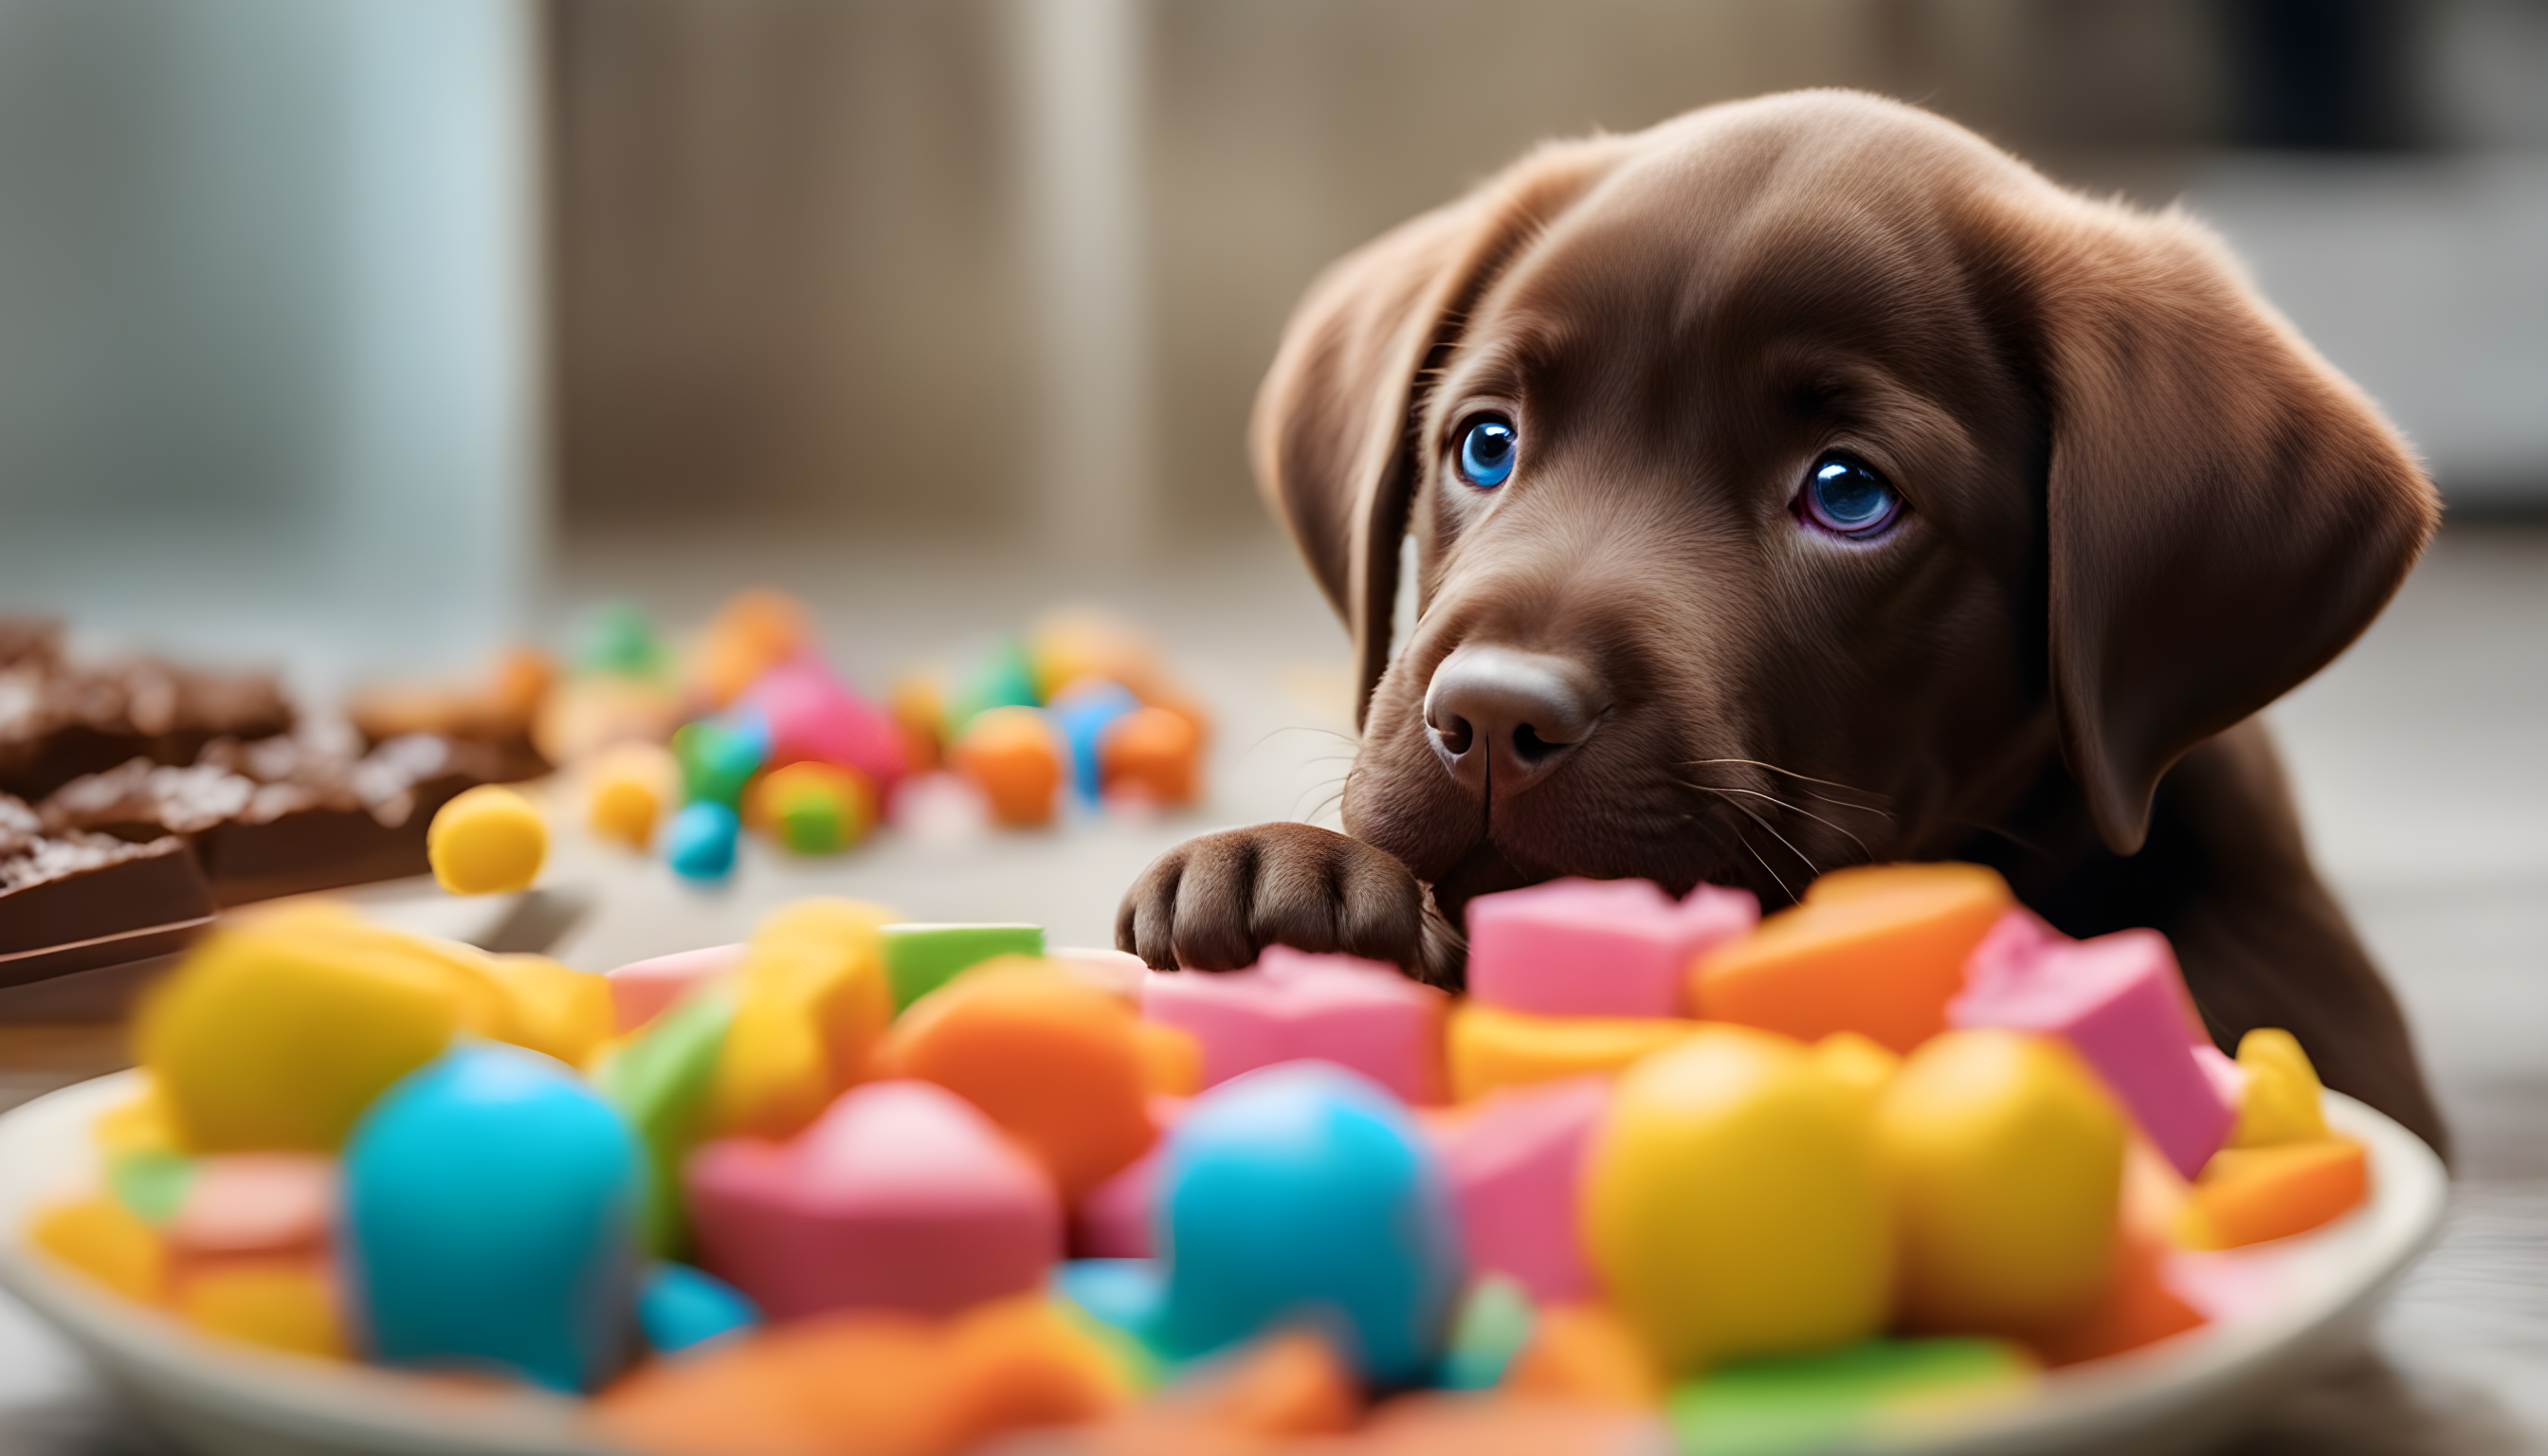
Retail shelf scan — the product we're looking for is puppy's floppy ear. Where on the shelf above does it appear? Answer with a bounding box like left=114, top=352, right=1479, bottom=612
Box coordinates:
left=1250, top=138, right=1629, bottom=728
left=2024, top=202, right=2439, bottom=854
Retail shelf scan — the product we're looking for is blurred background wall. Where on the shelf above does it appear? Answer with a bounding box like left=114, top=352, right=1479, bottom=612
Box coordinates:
left=545, top=0, right=2548, bottom=552
left=0, top=0, right=2542, bottom=669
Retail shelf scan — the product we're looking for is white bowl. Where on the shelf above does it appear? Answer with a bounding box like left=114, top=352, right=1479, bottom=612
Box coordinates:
left=0, top=1070, right=2445, bottom=1456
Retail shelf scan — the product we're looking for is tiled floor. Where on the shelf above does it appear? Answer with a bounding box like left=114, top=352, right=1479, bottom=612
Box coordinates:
left=2, top=519, right=2541, bottom=1453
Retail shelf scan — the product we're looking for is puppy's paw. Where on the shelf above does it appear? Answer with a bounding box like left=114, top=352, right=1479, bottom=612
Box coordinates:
left=1116, top=822, right=1433, bottom=976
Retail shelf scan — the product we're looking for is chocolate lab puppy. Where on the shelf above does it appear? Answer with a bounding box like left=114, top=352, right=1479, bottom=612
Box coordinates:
left=1117, top=91, right=2447, bottom=1154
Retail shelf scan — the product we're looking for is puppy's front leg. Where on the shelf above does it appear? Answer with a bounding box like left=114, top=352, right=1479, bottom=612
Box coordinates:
left=1116, top=823, right=1463, bottom=983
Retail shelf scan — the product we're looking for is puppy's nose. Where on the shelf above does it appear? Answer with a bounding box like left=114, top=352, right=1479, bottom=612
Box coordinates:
left=1423, top=646, right=1606, bottom=800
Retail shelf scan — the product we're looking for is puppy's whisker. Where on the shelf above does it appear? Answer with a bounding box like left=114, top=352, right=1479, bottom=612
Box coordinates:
left=1680, top=758, right=1894, bottom=808
left=1686, top=784, right=1821, bottom=879
left=1738, top=833, right=1794, bottom=903
left=1682, top=780, right=1876, bottom=863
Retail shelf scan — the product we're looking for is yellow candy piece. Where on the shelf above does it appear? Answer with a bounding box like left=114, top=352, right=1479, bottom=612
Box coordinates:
left=1447, top=1003, right=1704, bottom=1101
left=2226, top=1028, right=2331, bottom=1149
left=1583, top=1025, right=1889, bottom=1374
left=1876, top=1029, right=2125, bottom=1338
left=707, top=898, right=899, bottom=1139
left=587, top=740, right=680, bottom=849
left=94, top=1082, right=179, bottom=1158
left=136, top=919, right=460, bottom=1152
left=30, top=1194, right=166, bottom=1302
left=1814, top=1031, right=1902, bottom=1113
left=426, top=784, right=548, bottom=896
left=479, top=954, right=615, bottom=1067
left=177, top=1261, right=347, bottom=1359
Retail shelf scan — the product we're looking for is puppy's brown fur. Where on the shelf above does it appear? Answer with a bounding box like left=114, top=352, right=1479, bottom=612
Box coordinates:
left=1119, top=92, right=2447, bottom=1153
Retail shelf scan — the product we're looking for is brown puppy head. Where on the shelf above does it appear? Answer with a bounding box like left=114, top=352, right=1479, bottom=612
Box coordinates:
left=1253, top=91, right=2435, bottom=917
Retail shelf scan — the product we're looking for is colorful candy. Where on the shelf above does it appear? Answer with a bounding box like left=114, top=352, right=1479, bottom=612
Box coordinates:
left=664, top=799, right=740, bottom=883
left=743, top=760, right=875, bottom=854
left=1465, top=877, right=1756, bottom=1018
left=1138, top=1063, right=1465, bottom=1384
left=882, top=962, right=1156, bottom=1202
left=1098, top=705, right=1203, bottom=807
left=1446, top=1003, right=1700, bottom=1101
left=136, top=914, right=460, bottom=1152
left=1583, top=1026, right=1890, bottom=1374
left=1876, top=1029, right=2125, bottom=1338
left=948, top=706, right=1065, bottom=828
left=1140, top=946, right=1448, bottom=1102
left=28, top=853, right=2385, bottom=1447
left=881, top=921, right=1046, bottom=1011
left=425, top=784, right=549, bottom=896
left=342, top=1045, right=642, bottom=1392
left=1692, top=862, right=2011, bottom=1052
left=1949, top=919, right=2235, bottom=1178
left=684, top=1080, right=1063, bottom=1320
left=586, top=739, right=680, bottom=849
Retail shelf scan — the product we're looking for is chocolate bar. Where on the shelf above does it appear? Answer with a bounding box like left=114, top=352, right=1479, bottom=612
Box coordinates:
left=41, top=730, right=500, bottom=906
left=0, top=795, right=216, bottom=989
left=0, top=618, right=294, bottom=801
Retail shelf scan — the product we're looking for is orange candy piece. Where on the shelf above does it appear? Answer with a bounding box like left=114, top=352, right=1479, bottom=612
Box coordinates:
left=1101, top=706, right=1202, bottom=807
left=2029, top=1227, right=2205, bottom=1366
left=882, top=964, right=1157, bottom=1202
left=950, top=707, right=1065, bottom=828
left=1502, top=1303, right=1665, bottom=1408
left=1691, top=863, right=2013, bottom=1053
left=592, top=1298, right=1129, bottom=1456
left=695, top=591, right=812, bottom=709
left=29, top=1194, right=167, bottom=1304
left=2176, top=1138, right=2370, bottom=1249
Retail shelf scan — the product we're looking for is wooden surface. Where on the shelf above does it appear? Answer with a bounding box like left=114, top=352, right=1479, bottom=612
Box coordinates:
left=2, top=523, right=2539, bottom=1453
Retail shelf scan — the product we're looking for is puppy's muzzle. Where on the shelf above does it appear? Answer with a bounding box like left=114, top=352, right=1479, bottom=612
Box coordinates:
left=1423, top=645, right=1607, bottom=802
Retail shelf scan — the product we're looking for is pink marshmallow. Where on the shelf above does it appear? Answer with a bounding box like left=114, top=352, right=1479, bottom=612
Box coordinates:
left=605, top=942, right=747, bottom=1032
left=1465, top=878, right=1757, bottom=1018
left=1949, top=923, right=2235, bottom=1178
left=1138, top=945, right=1448, bottom=1103
left=1425, top=1077, right=1609, bottom=1302
left=745, top=660, right=908, bottom=792
left=684, top=1080, right=1061, bottom=1321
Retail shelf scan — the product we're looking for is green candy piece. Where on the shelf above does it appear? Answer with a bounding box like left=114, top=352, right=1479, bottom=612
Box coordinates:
left=108, top=1149, right=197, bottom=1227
left=1668, top=1338, right=2033, bottom=1456
left=578, top=601, right=674, bottom=681
left=592, top=986, right=737, bottom=1258
left=774, top=787, right=846, bottom=855
left=1437, top=1274, right=1537, bottom=1391
left=881, top=923, right=1046, bottom=1012
left=672, top=719, right=766, bottom=810
left=945, top=638, right=1041, bottom=734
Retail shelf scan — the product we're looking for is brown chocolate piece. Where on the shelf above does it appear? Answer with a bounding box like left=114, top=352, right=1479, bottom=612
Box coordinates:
left=193, top=731, right=498, bottom=905
left=349, top=646, right=555, bottom=783
left=0, top=619, right=294, bottom=800
left=0, top=795, right=215, bottom=985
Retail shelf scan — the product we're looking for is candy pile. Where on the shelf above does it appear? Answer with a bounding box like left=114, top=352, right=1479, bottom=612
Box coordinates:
left=535, top=592, right=1208, bottom=883
left=25, top=863, right=2372, bottom=1456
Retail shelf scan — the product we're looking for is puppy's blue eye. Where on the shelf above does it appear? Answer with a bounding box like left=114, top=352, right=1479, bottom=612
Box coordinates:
left=1801, top=454, right=1901, bottom=537
left=1457, top=419, right=1517, bottom=488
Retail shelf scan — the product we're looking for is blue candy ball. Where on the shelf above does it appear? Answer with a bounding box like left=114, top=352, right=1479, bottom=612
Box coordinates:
left=343, top=1045, right=642, bottom=1392
left=1147, top=1063, right=1465, bottom=1385
left=664, top=799, right=740, bottom=882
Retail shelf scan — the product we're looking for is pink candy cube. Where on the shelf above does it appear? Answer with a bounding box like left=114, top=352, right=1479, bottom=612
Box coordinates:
left=605, top=942, right=746, bottom=1032
left=744, top=660, right=908, bottom=792
left=1465, top=878, right=1757, bottom=1018
left=1139, top=946, right=1448, bottom=1103
left=1949, top=916, right=2234, bottom=1178
left=685, top=1080, right=1061, bottom=1320
left=1425, top=1076, right=1609, bottom=1302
